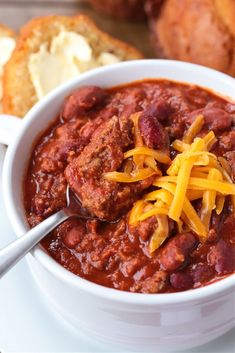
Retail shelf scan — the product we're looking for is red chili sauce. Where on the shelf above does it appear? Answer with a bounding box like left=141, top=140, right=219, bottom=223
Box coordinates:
left=24, top=80, right=235, bottom=293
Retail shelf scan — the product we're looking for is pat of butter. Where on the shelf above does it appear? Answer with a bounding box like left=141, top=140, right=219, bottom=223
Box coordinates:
left=0, top=37, right=16, bottom=101
left=28, top=43, right=81, bottom=100
left=29, top=32, right=92, bottom=100
left=98, top=52, right=120, bottom=66
left=28, top=31, right=120, bottom=100
left=51, top=31, right=92, bottom=62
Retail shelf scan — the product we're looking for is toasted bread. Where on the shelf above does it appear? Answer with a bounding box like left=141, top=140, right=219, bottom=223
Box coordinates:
left=2, top=15, right=143, bottom=118
left=0, top=23, right=16, bottom=112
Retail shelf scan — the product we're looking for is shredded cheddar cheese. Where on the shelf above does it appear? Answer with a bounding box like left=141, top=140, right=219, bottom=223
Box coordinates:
left=124, top=147, right=171, bottom=164
left=215, top=195, right=225, bottom=215
left=149, top=215, right=169, bottom=254
left=200, top=168, right=222, bottom=231
left=105, top=113, right=168, bottom=183
left=137, top=206, right=169, bottom=221
left=154, top=176, right=235, bottom=194
left=203, top=131, right=218, bottom=150
left=104, top=112, right=235, bottom=254
left=129, top=200, right=146, bottom=226
left=105, top=168, right=156, bottom=183
left=182, top=197, right=207, bottom=238
left=171, top=139, right=190, bottom=152
left=168, top=137, right=206, bottom=221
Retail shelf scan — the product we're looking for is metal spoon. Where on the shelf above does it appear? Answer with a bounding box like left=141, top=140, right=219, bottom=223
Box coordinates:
left=0, top=187, right=92, bottom=278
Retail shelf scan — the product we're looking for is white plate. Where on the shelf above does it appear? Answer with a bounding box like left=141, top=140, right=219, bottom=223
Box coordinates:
left=0, top=144, right=235, bottom=353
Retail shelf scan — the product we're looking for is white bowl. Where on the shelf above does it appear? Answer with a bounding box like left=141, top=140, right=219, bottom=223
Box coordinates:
left=1, top=60, right=235, bottom=352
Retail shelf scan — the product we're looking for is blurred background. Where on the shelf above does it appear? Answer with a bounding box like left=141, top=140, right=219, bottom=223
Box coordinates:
left=0, top=0, right=154, bottom=56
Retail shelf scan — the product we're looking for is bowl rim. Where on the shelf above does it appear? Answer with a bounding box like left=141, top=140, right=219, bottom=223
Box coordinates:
left=3, top=59, right=235, bottom=305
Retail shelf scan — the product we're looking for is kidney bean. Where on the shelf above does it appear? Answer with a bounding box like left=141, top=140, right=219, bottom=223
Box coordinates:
left=189, top=107, right=231, bottom=132
left=62, top=86, right=107, bottom=120
left=131, top=270, right=167, bottom=294
left=120, top=255, right=145, bottom=277
left=208, top=239, right=235, bottom=275
left=170, top=272, right=193, bottom=290
left=139, top=108, right=169, bottom=150
left=144, top=100, right=172, bottom=122
left=190, top=263, right=213, bottom=285
left=159, top=233, right=198, bottom=271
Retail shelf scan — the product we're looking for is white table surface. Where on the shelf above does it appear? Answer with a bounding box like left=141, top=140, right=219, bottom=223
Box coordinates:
left=0, top=143, right=235, bottom=353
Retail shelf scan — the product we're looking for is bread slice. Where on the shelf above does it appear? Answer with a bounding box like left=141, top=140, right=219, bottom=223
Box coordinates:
left=0, top=23, right=16, bottom=112
left=0, top=23, right=16, bottom=47
left=2, top=15, right=143, bottom=118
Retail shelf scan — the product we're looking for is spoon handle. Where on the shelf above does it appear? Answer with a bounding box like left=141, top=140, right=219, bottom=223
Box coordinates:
left=0, top=209, right=68, bottom=278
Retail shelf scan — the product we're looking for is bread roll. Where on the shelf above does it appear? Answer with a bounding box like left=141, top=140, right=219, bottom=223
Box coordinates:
left=147, top=0, right=235, bottom=75
left=2, top=15, right=143, bottom=118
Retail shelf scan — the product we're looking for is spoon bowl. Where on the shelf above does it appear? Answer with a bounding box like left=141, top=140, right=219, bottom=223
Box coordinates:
left=0, top=186, right=89, bottom=278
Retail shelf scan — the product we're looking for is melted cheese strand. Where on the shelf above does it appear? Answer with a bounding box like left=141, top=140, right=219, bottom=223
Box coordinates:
left=216, top=195, right=225, bottom=215
left=129, top=200, right=147, bottom=226
left=124, top=147, right=171, bottom=164
left=144, top=156, right=161, bottom=173
left=138, top=207, right=169, bottom=221
left=149, top=215, right=169, bottom=253
left=203, top=131, right=217, bottom=150
left=201, top=168, right=222, bottom=230
left=105, top=168, right=156, bottom=183
left=171, top=139, right=190, bottom=152
left=144, top=189, right=173, bottom=205
left=183, top=197, right=207, bottom=238
left=183, top=114, right=205, bottom=144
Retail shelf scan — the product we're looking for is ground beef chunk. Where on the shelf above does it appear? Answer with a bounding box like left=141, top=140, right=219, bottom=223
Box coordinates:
left=131, top=270, right=167, bottom=293
left=208, top=239, right=235, bottom=275
left=120, top=254, right=147, bottom=277
left=159, top=233, right=198, bottom=271
left=219, top=130, right=235, bottom=150
left=62, top=86, right=107, bottom=121
left=121, top=87, right=146, bottom=117
left=65, top=115, right=153, bottom=221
